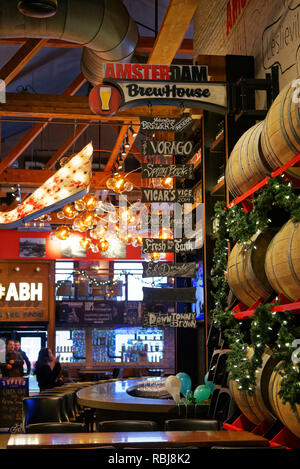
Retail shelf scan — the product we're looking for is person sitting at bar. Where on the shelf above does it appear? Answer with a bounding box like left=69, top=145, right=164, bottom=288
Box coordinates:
left=35, top=348, right=64, bottom=391
left=2, top=339, right=24, bottom=378
left=14, top=341, right=31, bottom=376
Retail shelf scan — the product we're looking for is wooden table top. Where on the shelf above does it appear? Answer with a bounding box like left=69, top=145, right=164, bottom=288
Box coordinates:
left=7, top=431, right=269, bottom=449
left=76, top=377, right=176, bottom=413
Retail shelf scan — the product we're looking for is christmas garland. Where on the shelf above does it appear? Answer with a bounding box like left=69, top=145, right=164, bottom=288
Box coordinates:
left=211, top=175, right=300, bottom=409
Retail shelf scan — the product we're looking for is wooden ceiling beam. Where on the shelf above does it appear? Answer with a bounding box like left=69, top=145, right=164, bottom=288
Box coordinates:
left=0, top=38, right=48, bottom=85
left=148, top=0, right=199, bottom=64
left=0, top=93, right=182, bottom=121
left=0, top=36, right=193, bottom=55
left=0, top=73, right=87, bottom=177
left=0, top=169, right=141, bottom=190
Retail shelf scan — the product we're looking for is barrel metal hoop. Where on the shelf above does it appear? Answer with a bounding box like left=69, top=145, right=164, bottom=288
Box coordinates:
left=287, top=86, right=300, bottom=148
left=280, top=85, right=300, bottom=154
left=287, top=222, right=300, bottom=288
left=266, top=236, right=292, bottom=301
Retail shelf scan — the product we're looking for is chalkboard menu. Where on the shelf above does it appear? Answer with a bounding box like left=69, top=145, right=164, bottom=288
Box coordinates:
left=143, top=311, right=196, bottom=328
left=56, top=301, right=142, bottom=326
left=0, top=377, right=28, bottom=431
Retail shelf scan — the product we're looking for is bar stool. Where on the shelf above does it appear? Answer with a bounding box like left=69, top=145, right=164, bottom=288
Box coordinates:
left=25, top=422, right=87, bottom=433
left=23, top=396, right=65, bottom=426
left=98, top=420, right=157, bottom=432
left=164, top=419, right=220, bottom=431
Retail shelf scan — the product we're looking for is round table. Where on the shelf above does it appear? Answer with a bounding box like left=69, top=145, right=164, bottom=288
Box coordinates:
left=76, top=377, right=176, bottom=413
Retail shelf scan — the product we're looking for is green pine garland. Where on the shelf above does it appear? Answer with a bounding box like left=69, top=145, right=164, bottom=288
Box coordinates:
left=211, top=175, right=300, bottom=409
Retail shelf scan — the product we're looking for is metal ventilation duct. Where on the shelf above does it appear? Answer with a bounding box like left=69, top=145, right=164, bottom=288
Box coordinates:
left=17, top=1, right=58, bottom=18
left=0, top=0, right=138, bottom=85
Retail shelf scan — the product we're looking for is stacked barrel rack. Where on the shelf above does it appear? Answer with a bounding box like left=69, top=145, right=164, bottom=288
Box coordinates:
left=197, top=54, right=300, bottom=448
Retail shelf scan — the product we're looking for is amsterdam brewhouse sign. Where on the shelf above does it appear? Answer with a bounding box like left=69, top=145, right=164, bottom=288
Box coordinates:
left=89, top=64, right=228, bottom=115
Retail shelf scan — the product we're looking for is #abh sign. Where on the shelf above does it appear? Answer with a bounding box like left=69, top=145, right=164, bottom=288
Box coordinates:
left=141, top=163, right=194, bottom=180
left=141, top=188, right=194, bottom=204
left=143, top=238, right=195, bottom=253
left=141, top=140, right=194, bottom=157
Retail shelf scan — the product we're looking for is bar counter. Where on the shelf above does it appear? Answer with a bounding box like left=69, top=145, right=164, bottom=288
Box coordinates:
left=7, top=431, right=269, bottom=449
left=76, top=377, right=176, bottom=413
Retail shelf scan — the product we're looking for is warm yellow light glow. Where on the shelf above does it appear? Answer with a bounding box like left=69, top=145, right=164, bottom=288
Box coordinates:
left=55, top=225, right=70, bottom=240
left=161, top=177, right=173, bottom=189
left=80, top=237, right=91, bottom=249
left=98, top=238, right=109, bottom=252
left=149, top=252, right=161, bottom=261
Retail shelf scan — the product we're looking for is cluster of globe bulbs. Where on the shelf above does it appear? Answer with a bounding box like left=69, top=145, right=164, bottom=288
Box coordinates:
left=54, top=193, right=173, bottom=260
left=53, top=152, right=174, bottom=260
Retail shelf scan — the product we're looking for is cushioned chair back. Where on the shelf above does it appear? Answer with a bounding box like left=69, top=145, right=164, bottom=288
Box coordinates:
left=23, top=397, right=63, bottom=426
left=98, top=420, right=157, bottom=432
left=164, top=419, right=220, bottom=431
left=25, top=422, right=86, bottom=433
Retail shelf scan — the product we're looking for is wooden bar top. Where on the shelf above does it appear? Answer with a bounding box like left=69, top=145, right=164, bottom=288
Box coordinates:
left=7, top=431, right=269, bottom=449
left=76, top=377, right=176, bottom=413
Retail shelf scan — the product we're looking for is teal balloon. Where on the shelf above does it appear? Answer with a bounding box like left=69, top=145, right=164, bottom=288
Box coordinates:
left=176, top=372, right=192, bottom=398
left=194, top=385, right=211, bottom=403
left=206, top=380, right=215, bottom=393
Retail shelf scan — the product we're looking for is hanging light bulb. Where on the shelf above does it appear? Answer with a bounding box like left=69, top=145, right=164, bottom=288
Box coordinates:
left=62, top=204, right=77, bottom=219
left=129, top=124, right=138, bottom=138
left=83, top=194, right=98, bottom=211
left=106, top=177, right=116, bottom=191
left=124, top=134, right=130, bottom=149
left=119, top=231, right=133, bottom=245
left=80, top=211, right=95, bottom=228
left=161, top=177, right=173, bottom=189
left=113, top=174, right=126, bottom=193
left=80, top=237, right=91, bottom=250
left=74, top=198, right=86, bottom=212
left=124, top=181, right=134, bottom=192
left=149, top=252, right=161, bottom=261
left=121, top=144, right=127, bottom=157
left=73, top=215, right=88, bottom=232
left=90, top=224, right=108, bottom=239
left=55, top=225, right=70, bottom=240
left=132, top=235, right=143, bottom=247
left=120, top=208, right=134, bottom=223
left=159, top=228, right=173, bottom=239
left=98, top=238, right=109, bottom=252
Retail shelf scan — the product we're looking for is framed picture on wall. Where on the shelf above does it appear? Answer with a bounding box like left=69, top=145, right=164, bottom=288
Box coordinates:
left=61, top=237, right=86, bottom=258
left=19, top=238, right=46, bottom=257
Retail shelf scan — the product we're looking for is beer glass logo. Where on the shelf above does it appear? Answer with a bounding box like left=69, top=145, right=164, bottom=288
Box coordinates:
left=89, top=83, right=121, bottom=116
left=99, top=86, right=112, bottom=111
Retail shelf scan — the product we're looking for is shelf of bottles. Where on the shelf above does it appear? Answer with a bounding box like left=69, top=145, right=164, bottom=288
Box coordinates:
left=92, top=327, right=165, bottom=364
left=55, top=329, right=86, bottom=363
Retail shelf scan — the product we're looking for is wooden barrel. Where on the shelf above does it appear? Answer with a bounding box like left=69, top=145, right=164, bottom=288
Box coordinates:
left=261, top=79, right=300, bottom=180
left=227, top=229, right=275, bottom=307
left=226, top=122, right=271, bottom=197
left=229, top=347, right=278, bottom=425
left=269, top=363, right=300, bottom=438
left=265, top=219, right=300, bottom=301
